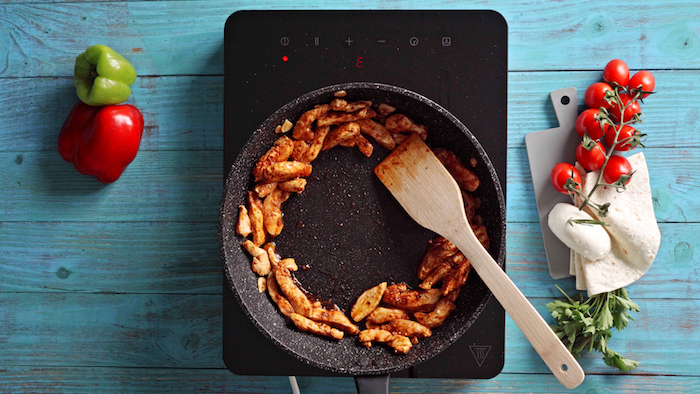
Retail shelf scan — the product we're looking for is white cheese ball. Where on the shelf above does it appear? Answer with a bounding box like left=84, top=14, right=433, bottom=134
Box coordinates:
left=548, top=203, right=612, bottom=261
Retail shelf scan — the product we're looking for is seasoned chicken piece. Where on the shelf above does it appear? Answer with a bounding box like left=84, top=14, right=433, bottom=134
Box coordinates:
left=254, top=181, right=277, bottom=198
left=263, top=242, right=281, bottom=267
left=274, top=263, right=313, bottom=317
left=359, top=328, right=394, bottom=347
left=433, top=148, right=480, bottom=192
left=278, top=257, right=298, bottom=271
left=330, top=98, right=371, bottom=112
left=236, top=205, right=252, bottom=237
left=471, top=224, right=490, bottom=251
left=247, top=191, right=265, bottom=246
left=462, top=191, right=481, bottom=222
left=317, top=107, right=376, bottom=127
left=253, top=136, right=294, bottom=182
left=356, top=119, right=396, bottom=151
left=267, top=272, right=295, bottom=317
left=278, top=178, right=307, bottom=194
left=292, top=104, right=330, bottom=141
left=380, top=319, right=432, bottom=339
left=417, top=237, right=459, bottom=280
left=445, top=288, right=460, bottom=302
left=350, top=282, right=387, bottom=322
left=365, top=307, right=410, bottom=324
left=310, top=307, right=360, bottom=335
left=419, top=261, right=454, bottom=290
left=353, top=135, right=374, bottom=157
left=262, top=161, right=312, bottom=183
left=414, top=297, right=456, bottom=329
left=291, top=140, right=309, bottom=162
left=290, top=313, right=344, bottom=340
left=257, top=277, right=267, bottom=293
left=382, top=284, right=442, bottom=312
left=262, top=188, right=291, bottom=237
left=378, top=103, right=396, bottom=116
left=242, top=239, right=271, bottom=276
left=300, top=125, right=330, bottom=163
left=388, top=335, right=413, bottom=354
left=322, top=122, right=360, bottom=151
left=392, top=133, right=410, bottom=145
left=441, top=254, right=472, bottom=295
left=384, top=114, right=428, bottom=140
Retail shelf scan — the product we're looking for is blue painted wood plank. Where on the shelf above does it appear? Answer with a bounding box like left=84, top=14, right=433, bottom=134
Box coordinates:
left=0, top=368, right=698, bottom=393
left=1, top=1, right=699, bottom=78
left=0, top=293, right=697, bottom=376
left=1, top=70, right=695, bottom=153
left=1, top=222, right=695, bottom=300
left=1, top=147, right=697, bottom=223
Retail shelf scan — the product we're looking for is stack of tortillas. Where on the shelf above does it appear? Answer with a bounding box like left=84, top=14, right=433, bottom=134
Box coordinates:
left=571, top=152, right=660, bottom=296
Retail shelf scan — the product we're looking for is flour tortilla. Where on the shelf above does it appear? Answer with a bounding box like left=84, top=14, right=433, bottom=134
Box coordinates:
left=577, top=152, right=660, bottom=296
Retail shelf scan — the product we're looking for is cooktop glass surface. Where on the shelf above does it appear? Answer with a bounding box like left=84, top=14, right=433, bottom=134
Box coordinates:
left=223, top=10, right=507, bottom=378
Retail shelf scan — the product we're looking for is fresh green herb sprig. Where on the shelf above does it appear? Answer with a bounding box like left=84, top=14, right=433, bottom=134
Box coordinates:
left=547, top=285, right=640, bottom=372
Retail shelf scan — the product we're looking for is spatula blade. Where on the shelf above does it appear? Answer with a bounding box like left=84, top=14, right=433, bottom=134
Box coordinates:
left=373, top=134, right=468, bottom=235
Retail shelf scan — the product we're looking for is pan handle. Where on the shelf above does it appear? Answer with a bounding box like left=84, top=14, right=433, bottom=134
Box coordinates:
left=354, top=374, right=390, bottom=394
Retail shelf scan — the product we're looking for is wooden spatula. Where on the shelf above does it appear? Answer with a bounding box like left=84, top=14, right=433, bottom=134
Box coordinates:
left=374, top=134, right=585, bottom=389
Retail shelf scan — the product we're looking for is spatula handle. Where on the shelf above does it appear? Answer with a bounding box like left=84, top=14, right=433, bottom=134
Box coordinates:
left=449, top=227, right=585, bottom=389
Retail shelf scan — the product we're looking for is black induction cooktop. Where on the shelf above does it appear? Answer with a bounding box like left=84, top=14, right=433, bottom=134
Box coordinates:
left=223, top=10, right=507, bottom=379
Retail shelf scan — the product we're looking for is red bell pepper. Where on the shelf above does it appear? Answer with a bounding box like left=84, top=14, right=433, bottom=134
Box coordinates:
left=58, top=102, right=144, bottom=183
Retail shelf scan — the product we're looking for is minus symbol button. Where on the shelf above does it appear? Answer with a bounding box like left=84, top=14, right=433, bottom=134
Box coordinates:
left=377, top=39, right=386, bottom=43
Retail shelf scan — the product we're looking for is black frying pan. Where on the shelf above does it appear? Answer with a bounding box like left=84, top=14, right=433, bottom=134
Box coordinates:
left=220, top=82, right=506, bottom=388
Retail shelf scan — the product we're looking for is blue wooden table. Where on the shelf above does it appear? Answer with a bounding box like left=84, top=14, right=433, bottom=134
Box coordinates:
left=1, top=1, right=698, bottom=392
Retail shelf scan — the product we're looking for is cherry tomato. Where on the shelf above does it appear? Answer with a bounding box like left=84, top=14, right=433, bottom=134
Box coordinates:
left=550, top=163, right=582, bottom=194
left=576, top=141, right=606, bottom=171
left=628, top=70, right=655, bottom=98
left=603, top=155, right=632, bottom=185
left=575, top=108, right=609, bottom=140
left=603, top=59, right=630, bottom=88
left=605, top=125, right=641, bottom=151
left=609, top=93, right=641, bottom=122
left=585, top=82, right=613, bottom=109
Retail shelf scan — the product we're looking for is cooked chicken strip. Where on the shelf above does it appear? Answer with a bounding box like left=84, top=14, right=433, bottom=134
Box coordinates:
left=419, top=261, right=454, bottom=290
left=257, top=277, right=267, bottom=293
left=388, top=335, right=413, bottom=354
left=291, top=140, right=309, bottom=162
left=353, top=135, right=374, bottom=157
left=293, top=104, right=330, bottom=141
left=299, top=124, right=330, bottom=164
left=236, top=205, right=252, bottom=237
left=330, top=98, right=371, bottom=112
left=471, top=224, right=490, bottom=251
left=417, top=237, right=459, bottom=280
left=441, top=254, right=472, bottom=296
left=263, top=242, right=281, bottom=268
left=382, top=284, right=442, bottom=312
left=359, top=328, right=394, bottom=345
left=317, top=107, right=376, bottom=127
left=290, top=313, right=344, bottom=340
left=253, top=136, right=294, bottom=182
left=247, top=191, right=265, bottom=246
left=433, top=148, right=480, bottom=192
left=310, top=307, right=360, bottom=335
left=377, top=103, right=396, bottom=116
left=322, top=122, right=361, bottom=151
left=356, top=119, right=396, bottom=151
left=262, top=161, right=312, bottom=183
left=380, top=319, right=432, bottom=339
left=384, top=114, right=427, bottom=140
left=262, top=188, right=291, bottom=237
left=414, top=297, right=456, bottom=328
left=365, top=307, right=410, bottom=324
left=267, top=272, right=295, bottom=317
left=278, top=178, right=307, bottom=194
left=350, top=282, right=387, bottom=322
left=242, top=239, right=271, bottom=276
left=274, top=264, right=313, bottom=317
left=462, top=191, right=481, bottom=222
left=254, top=181, right=278, bottom=198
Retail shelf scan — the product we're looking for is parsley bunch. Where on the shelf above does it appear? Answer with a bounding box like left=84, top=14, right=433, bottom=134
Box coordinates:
left=546, top=285, right=640, bottom=372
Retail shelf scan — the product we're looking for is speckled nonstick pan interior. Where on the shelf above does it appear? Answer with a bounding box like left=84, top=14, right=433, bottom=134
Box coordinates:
left=220, top=82, right=506, bottom=376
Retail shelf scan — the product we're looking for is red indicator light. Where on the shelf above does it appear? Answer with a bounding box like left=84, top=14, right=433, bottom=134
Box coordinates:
left=356, top=56, right=363, bottom=68
left=282, top=56, right=289, bottom=62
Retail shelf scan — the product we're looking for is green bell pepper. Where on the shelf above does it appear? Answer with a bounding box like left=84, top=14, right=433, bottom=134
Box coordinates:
left=74, top=45, right=137, bottom=106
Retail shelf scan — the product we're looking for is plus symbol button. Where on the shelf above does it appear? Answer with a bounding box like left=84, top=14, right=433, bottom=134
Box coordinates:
left=345, top=37, right=354, bottom=46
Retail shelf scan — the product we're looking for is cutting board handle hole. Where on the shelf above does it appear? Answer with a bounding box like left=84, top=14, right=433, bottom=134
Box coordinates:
left=561, top=364, right=569, bottom=371
left=560, top=96, right=570, bottom=105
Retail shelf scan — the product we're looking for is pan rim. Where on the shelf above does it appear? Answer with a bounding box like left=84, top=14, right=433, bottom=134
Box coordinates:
left=220, top=81, right=506, bottom=375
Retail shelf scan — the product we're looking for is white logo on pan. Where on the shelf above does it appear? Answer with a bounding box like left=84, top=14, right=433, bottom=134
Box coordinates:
left=469, top=345, right=492, bottom=367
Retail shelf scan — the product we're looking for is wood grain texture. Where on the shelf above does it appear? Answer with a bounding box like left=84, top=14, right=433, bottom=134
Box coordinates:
left=1, top=1, right=699, bottom=76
